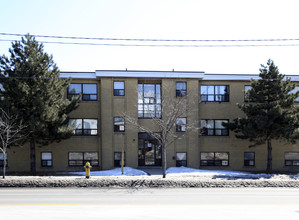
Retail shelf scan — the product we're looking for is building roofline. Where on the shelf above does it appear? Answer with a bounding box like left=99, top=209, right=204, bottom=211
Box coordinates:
left=60, top=70, right=299, bottom=81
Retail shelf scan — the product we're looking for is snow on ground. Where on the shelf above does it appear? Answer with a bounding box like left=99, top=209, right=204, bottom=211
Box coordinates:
left=66, top=167, right=148, bottom=176
left=62, top=166, right=299, bottom=180
left=166, top=166, right=248, bottom=176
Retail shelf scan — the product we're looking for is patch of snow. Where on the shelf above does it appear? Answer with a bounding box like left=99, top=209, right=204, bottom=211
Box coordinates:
left=166, top=166, right=248, bottom=176
left=65, top=167, right=148, bottom=176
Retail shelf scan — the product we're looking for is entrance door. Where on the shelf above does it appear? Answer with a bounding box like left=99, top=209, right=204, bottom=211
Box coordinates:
left=138, top=134, right=162, bottom=166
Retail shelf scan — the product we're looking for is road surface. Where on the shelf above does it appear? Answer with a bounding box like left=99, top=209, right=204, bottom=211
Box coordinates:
left=0, top=188, right=299, bottom=219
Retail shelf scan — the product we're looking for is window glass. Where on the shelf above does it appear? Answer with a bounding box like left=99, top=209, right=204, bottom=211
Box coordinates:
left=83, top=84, right=97, bottom=94
left=114, top=81, right=124, bottom=89
left=138, top=84, right=143, bottom=103
left=144, top=84, right=155, bottom=98
left=0, top=153, right=7, bottom=160
left=176, top=82, right=186, bottom=90
left=244, top=152, right=255, bottom=160
left=114, top=81, right=125, bottom=96
left=156, top=84, right=161, bottom=103
left=285, top=152, right=299, bottom=160
left=176, top=152, right=187, bottom=160
left=200, top=152, right=214, bottom=160
left=138, top=84, right=161, bottom=118
left=114, top=117, right=125, bottom=132
left=215, top=152, right=228, bottom=160
left=68, top=84, right=82, bottom=94
left=176, top=118, right=187, bottom=132
left=244, top=85, right=252, bottom=102
left=290, top=86, right=299, bottom=102
left=69, top=152, right=83, bottom=160
left=176, top=82, right=187, bottom=97
left=83, top=119, right=97, bottom=129
left=84, top=152, right=98, bottom=160
left=42, top=152, right=52, bottom=160
left=69, top=119, right=82, bottom=129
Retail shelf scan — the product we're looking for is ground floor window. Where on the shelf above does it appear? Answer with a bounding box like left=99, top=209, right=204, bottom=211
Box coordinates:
left=68, top=152, right=99, bottom=167
left=200, top=152, right=229, bottom=166
left=41, top=152, right=52, bottom=167
left=114, top=152, right=125, bottom=167
left=285, top=152, right=299, bottom=166
left=0, top=153, right=7, bottom=167
left=176, top=152, right=187, bottom=167
left=244, top=152, right=255, bottom=166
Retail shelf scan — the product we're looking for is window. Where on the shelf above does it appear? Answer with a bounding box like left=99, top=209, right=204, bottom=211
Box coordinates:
left=176, top=152, right=187, bottom=167
left=114, top=117, right=125, bottom=132
left=69, top=119, right=98, bottom=135
left=114, top=81, right=125, bottom=96
left=290, top=86, right=299, bottom=103
left=244, top=85, right=252, bottom=102
left=285, top=152, right=299, bottom=166
left=138, top=83, right=162, bottom=118
left=176, top=118, right=186, bottom=132
left=67, top=83, right=97, bottom=101
left=114, top=152, right=125, bottom=167
left=200, top=152, right=229, bottom=166
left=176, top=82, right=187, bottom=97
left=0, top=83, right=4, bottom=100
left=0, top=153, right=7, bottom=167
left=41, top=152, right=52, bottom=167
left=69, top=152, right=99, bottom=167
left=244, top=152, right=255, bottom=166
left=200, top=119, right=229, bottom=136
left=200, top=85, right=229, bottom=102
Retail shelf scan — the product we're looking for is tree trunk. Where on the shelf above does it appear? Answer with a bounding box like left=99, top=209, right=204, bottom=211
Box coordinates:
left=162, top=144, right=167, bottom=178
left=2, top=151, right=6, bottom=179
left=266, top=139, right=272, bottom=173
left=30, top=138, right=36, bottom=175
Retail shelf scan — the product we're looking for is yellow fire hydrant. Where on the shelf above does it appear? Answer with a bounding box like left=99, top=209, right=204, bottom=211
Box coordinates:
left=84, top=162, right=92, bottom=179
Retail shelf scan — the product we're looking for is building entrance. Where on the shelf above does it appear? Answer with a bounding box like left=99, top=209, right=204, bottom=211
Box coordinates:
left=138, top=133, right=162, bottom=166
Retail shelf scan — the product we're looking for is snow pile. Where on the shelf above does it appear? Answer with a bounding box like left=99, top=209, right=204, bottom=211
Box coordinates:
left=166, top=167, right=248, bottom=177
left=66, top=167, right=148, bottom=176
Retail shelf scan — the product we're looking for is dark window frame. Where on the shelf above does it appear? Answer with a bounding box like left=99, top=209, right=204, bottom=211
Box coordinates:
left=176, top=82, right=187, bottom=97
left=113, top=81, right=125, bottom=96
left=176, top=152, right=187, bottom=167
left=67, top=83, right=98, bottom=101
left=138, top=83, right=162, bottom=119
left=68, top=152, right=99, bottom=167
left=69, top=118, right=98, bottom=136
left=200, top=152, right=229, bottom=166
left=114, top=117, right=125, bottom=132
left=114, top=152, right=126, bottom=167
left=176, top=117, right=187, bottom=132
left=200, top=85, right=230, bottom=102
left=200, top=119, right=229, bottom=136
left=285, top=152, right=299, bottom=166
left=244, top=152, right=255, bottom=167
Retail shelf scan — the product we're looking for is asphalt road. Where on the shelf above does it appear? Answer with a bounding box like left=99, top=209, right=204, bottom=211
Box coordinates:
left=1, top=188, right=299, bottom=219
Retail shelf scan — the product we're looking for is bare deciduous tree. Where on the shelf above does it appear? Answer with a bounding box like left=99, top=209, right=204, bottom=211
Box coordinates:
left=0, top=109, right=27, bottom=178
left=123, top=86, right=198, bottom=178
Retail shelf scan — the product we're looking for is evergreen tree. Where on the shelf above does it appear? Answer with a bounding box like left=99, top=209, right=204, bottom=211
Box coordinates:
left=225, top=60, right=299, bottom=173
left=0, top=34, right=80, bottom=174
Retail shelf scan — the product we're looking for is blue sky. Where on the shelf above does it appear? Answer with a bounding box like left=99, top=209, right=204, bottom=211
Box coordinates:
left=1, top=0, right=299, bottom=74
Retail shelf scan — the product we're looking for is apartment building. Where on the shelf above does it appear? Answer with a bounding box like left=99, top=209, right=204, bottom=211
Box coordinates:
left=2, top=70, right=299, bottom=173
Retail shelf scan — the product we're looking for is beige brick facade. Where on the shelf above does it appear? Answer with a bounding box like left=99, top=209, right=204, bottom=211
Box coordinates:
left=3, top=71, right=299, bottom=173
